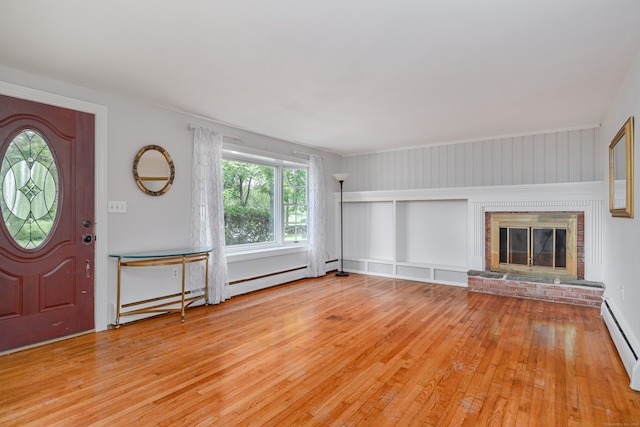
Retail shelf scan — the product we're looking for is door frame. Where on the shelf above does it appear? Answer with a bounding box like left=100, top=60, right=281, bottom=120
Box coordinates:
left=0, top=81, right=109, bottom=332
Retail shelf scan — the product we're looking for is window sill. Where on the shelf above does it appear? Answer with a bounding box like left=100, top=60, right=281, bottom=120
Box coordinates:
left=226, top=245, right=308, bottom=263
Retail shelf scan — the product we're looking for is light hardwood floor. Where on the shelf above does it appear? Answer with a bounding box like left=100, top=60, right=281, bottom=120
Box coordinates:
left=1, top=274, right=638, bottom=426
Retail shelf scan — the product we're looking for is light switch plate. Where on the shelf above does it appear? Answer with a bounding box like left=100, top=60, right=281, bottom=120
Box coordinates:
left=108, top=201, right=127, bottom=213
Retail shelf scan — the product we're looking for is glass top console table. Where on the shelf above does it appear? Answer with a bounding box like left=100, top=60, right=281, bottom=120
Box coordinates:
left=109, top=247, right=213, bottom=328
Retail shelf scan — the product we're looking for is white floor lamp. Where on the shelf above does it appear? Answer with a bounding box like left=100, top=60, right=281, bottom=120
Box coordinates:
left=334, top=173, right=349, bottom=277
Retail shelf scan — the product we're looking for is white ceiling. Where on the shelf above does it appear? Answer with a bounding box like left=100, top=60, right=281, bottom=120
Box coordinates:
left=1, top=1, right=640, bottom=155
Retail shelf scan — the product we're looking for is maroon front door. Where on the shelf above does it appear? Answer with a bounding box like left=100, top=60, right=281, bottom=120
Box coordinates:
left=0, top=94, right=95, bottom=352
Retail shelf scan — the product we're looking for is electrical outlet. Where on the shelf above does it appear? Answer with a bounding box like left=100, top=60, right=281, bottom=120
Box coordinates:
left=621, top=286, right=625, bottom=301
left=172, top=268, right=179, bottom=279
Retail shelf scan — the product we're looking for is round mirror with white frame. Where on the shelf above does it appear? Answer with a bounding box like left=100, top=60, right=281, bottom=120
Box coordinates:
left=133, top=145, right=175, bottom=196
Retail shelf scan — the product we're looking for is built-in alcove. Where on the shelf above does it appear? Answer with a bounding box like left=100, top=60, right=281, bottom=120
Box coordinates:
left=340, top=198, right=469, bottom=286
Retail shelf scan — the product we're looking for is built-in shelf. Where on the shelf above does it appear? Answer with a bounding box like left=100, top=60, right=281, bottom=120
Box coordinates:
left=342, top=257, right=467, bottom=286
left=338, top=197, right=469, bottom=286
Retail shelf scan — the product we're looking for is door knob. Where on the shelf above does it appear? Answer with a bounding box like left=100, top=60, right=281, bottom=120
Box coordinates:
left=82, top=234, right=94, bottom=244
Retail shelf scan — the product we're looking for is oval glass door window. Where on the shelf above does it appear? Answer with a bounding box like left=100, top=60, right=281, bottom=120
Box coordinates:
left=1, top=129, right=59, bottom=249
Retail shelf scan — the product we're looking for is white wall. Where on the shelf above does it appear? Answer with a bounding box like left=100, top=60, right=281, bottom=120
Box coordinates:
left=600, top=46, right=640, bottom=354
left=0, top=65, right=342, bottom=329
left=342, top=127, right=601, bottom=192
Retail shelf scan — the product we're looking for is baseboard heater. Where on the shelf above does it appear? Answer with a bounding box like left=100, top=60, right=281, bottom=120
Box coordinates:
left=601, top=299, right=640, bottom=391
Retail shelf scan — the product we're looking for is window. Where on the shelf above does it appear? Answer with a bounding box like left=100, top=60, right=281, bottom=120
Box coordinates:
left=222, top=152, right=307, bottom=251
left=223, top=159, right=275, bottom=246
left=283, top=168, right=307, bottom=243
left=1, top=129, right=59, bottom=249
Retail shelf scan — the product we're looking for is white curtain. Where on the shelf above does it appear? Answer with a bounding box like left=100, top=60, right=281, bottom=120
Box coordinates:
left=190, top=127, right=230, bottom=304
left=306, top=154, right=327, bottom=277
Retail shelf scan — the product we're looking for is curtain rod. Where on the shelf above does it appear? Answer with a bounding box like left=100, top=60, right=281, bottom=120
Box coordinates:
left=187, top=124, right=244, bottom=142
left=293, top=150, right=322, bottom=159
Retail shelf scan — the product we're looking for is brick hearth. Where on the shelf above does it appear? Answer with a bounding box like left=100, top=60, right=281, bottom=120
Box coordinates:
left=467, top=270, right=604, bottom=308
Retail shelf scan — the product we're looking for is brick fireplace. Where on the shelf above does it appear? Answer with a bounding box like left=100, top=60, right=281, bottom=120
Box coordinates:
left=486, top=211, right=584, bottom=280
left=468, top=211, right=603, bottom=307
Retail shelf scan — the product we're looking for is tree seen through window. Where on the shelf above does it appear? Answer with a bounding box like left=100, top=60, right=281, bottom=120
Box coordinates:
left=222, top=158, right=307, bottom=247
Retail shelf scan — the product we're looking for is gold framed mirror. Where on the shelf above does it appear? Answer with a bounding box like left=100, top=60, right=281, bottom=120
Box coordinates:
left=133, top=145, right=175, bottom=196
left=609, top=116, right=634, bottom=218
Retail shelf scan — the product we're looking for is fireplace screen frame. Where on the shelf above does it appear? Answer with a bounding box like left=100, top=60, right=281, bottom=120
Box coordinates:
left=489, top=212, right=578, bottom=279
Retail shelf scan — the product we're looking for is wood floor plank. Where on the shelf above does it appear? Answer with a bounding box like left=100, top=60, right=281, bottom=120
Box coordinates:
left=1, top=273, right=638, bottom=426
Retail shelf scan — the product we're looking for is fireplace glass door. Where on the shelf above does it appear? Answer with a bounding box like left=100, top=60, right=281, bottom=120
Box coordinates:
left=499, top=227, right=528, bottom=265
left=499, top=226, right=567, bottom=270
left=490, top=212, right=578, bottom=279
